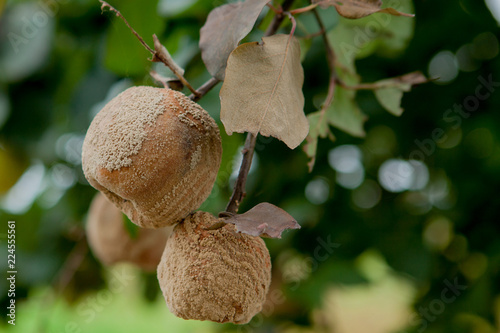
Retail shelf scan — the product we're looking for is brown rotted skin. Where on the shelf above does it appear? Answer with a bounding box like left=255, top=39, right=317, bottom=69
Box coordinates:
left=157, top=211, right=272, bottom=324
left=82, top=86, right=222, bottom=228
left=86, top=193, right=173, bottom=272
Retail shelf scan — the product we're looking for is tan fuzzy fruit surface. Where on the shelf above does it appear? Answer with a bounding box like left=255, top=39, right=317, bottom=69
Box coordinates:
left=86, top=193, right=173, bottom=272
left=157, top=211, right=271, bottom=324
left=82, top=86, right=222, bottom=228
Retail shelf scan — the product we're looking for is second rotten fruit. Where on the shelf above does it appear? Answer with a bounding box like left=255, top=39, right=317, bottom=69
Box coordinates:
left=157, top=211, right=271, bottom=324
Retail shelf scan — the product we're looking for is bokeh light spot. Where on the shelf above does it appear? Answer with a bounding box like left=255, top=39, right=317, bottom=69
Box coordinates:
left=423, top=216, right=453, bottom=251
left=336, top=164, right=365, bottom=190
left=464, top=128, right=495, bottom=159
left=352, top=180, right=382, bottom=209
left=443, top=235, right=469, bottom=262
left=1, top=162, right=46, bottom=214
left=459, top=253, right=488, bottom=280
left=56, top=133, right=85, bottom=166
left=305, top=178, right=330, bottom=205
left=0, top=90, right=10, bottom=129
left=50, top=164, right=77, bottom=190
left=363, top=126, right=397, bottom=157
left=437, top=128, right=462, bottom=149
left=456, top=44, right=479, bottom=72
left=408, top=160, right=429, bottom=191
left=378, top=159, right=414, bottom=193
left=472, top=32, right=499, bottom=60
left=428, top=51, right=459, bottom=84
left=328, top=145, right=363, bottom=173
left=485, top=0, right=500, bottom=25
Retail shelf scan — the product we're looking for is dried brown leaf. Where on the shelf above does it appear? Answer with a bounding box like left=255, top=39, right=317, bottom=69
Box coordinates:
left=200, top=0, right=270, bottom=80
left=223, top=203, right=300, bottom=238
left=220, top=34, right=309, bottom=149
left=314, top=0, right=414, bottom=19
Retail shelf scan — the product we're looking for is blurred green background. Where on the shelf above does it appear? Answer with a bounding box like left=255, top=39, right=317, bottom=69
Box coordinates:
left=1, top=0, right=499, bottom=332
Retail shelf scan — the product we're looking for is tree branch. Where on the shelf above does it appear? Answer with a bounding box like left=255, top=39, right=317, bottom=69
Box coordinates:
left=264, top=0, right=296, bottom=36
left=312, top=7, right=336, bottom=70
left=99, top=0, right=199, bottom=96
left=335, top=79, right=396, bottom=90
left=226, top=133, right=257, bottom=213
left=312, top=7, right=337, bottom=109
left=151, top=35, right=200, bottom=98
left=99, top=1, right=153, bottom=53
left=289, top=3, right=318, bottom=15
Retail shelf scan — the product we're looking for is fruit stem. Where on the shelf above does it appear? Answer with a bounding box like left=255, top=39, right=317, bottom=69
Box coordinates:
left=189, top=77, right=221, bottom=102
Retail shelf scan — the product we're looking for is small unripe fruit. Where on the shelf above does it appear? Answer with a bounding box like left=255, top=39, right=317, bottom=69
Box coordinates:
left=157, top=211, right=271, bottom=324
left=82, top=86, right=222, bottom=228
left=86, top=193, right=173, bottom=271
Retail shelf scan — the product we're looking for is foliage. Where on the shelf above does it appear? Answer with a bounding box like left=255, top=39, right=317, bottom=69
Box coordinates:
left=0, top=0, right=500, bottom=332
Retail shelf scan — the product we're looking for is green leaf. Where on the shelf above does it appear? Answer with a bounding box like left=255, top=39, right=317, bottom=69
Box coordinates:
left=327, top=0, right=415, bottom=62
left=373, top=71, right=428, bottom=116
left=302, top=44, right=367, bottom=169
left=304, top=111, right=335, bottom=171
left=328, top=22, right=362, bottom=72
left=375, top=87, right=404, bottom=116
left=305, top=15, right=420, bottom=169
left=303, top=84, right=366, bottom=170
left=298, top=38, right=313, bottom=62
left=327, top=86, right=367, bottom=137
left=374, top=0, right=415, bottom=56
left=104, top=0, right=164, bottom=76
left=296, top=6, right=339, bottom=37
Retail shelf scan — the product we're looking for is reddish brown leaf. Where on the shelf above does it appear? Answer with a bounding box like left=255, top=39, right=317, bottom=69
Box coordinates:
left=314, top=0, right=414, bottom=19
left=200, top=0, right=270, bottom=80
left=223, top=202, right=300, bottom=238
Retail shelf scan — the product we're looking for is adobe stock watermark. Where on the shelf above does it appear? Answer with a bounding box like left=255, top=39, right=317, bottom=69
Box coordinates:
left=404, top=277, right=467, bottom=333
left=53, top=266, right=136, bottom=333
left=337, top=0, right=406, bottom=62
left=383, top=74, right=498, bottom=187
left=283, top=235, right=341, bottom=292
left=237, top=235, right=340, bottom=333
left=409, top=74, right=499, bottom=162
left=7, top=0, right=69, bottom=54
